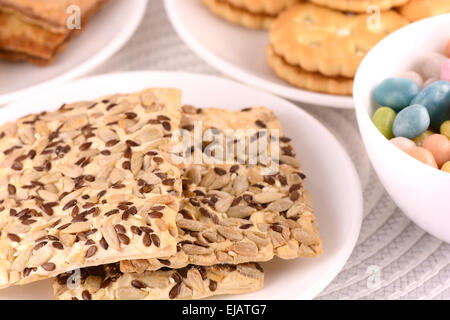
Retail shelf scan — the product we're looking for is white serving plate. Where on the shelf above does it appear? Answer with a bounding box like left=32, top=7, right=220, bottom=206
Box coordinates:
left=164, top=0, right=354, bottom=109
left=0, top=71, right=362, bottom=299
left=0, top=0, right=147, bottom=105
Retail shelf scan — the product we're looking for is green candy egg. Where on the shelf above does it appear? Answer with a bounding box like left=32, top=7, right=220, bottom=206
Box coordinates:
left=372, top=107, right=397, bottom=139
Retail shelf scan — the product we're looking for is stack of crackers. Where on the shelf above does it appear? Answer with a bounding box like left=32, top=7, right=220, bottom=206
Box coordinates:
left=202, top=0, right=450, bottom=95
left=0, top=88, right=322, bottom=300
left=0, top=0, right=108, bottom=65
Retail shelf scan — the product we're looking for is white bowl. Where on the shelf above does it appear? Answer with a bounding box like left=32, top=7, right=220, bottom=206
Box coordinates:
left=354, top=14, right=450, bottom=243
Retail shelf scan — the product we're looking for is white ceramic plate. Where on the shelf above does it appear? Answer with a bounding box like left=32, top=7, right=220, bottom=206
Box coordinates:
left=0, top=71, right=362, bottom=300
left=164, top=0, right=354, bottom=109
left=0, top=0, right=147, bottom=105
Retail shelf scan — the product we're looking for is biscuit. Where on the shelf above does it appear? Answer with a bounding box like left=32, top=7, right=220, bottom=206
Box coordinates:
left=0, top=0, right=108, bottom=33
left=0, top=88, right=183, bottom=289
left=266, top=45, right=354, bottom=95
left=53, top=263, right=264, bottom=300
left=201, top=0, right=274, bottom=29
left=0, top=11, right=71, bottom=64
left=0, top=49, right=59, bottom=65
left=309, top=0, right=410, bottom=12
left=269, top=3, right=408, bottom=78
left=399, top=0, right=450, bottom=22
left=201, top=0, right=301, bottom=29
left=120, top=106, right=322, bottom=273
left=0, top=0, right=108, bottom=65
left=227, top=0, right=301, bottom=14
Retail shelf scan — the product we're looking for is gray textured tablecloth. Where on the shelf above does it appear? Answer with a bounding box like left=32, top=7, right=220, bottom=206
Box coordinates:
left=88, top=0, right=449, bottom=300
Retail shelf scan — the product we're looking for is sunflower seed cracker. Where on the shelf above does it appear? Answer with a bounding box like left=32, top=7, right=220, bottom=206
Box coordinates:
left=0, top=88, right=183, bottom=289
left=121, top=106, right=322, bottom=272
left=53, top=262, right=264, bottom=300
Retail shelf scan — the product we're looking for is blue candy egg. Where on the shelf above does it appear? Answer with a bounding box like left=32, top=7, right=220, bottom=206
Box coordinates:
left=373, top=78, right=421, bottom=111
left=393, top=104, right=430, bottom=139
left=411, top=80, right=450, bottom=129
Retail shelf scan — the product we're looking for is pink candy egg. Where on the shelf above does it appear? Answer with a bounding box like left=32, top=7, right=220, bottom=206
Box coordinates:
left=390, top=137, right=415, bottom=153
left=422, top=134, right=450, bottom=168
left=419, top=53, right=447, bottom=79
left=441, top=59, right=450, bottom=82
left=408, top=146, right=438, bottom=168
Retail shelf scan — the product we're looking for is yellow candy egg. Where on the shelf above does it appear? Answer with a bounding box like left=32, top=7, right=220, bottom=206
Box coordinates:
left=408, top=146, right=438, bottom=168
left=422, top=134, right=450, bottom=168
left=440, top=121, right=450, bottom=139
left=413, top=130, right=434, bottom=146
left=441, top=161, right=450, bottom=173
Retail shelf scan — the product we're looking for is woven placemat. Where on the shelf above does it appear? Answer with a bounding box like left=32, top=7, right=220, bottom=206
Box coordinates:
left=88, top=0, right=449, bottom=300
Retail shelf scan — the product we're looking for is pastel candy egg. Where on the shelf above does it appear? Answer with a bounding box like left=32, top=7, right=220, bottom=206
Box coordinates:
left=441, top=59, right=450, bottom=82
left=373, top=78, right=421, bottom=111
left=413, top=130, right=435, bottom=146
left=423, top=77, right=438, bottom=88
left=372, top=107, right=396, bottom=139
left=398, top=71, right=423, bottom=87
left=422, top=134, right=450, bottom=168
left=441, top=161, right=450, bottom=173
left=390, top=137, right=416, bottom=153
left=408, top=146, right=438, bottom=168
left=419, top=52, right=447, bottom=79
left=411, top=80, right=450, bottom=129
left=440, top=120, right=450, bottom=139
left=393, top=104, right=430, bottom=139
left=446, top=40, right=450, bottom=58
